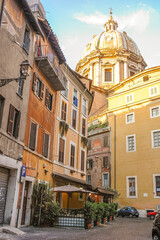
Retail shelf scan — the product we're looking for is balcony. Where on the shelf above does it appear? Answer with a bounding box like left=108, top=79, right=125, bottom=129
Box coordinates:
left=35, top=45, right=66, bottom=91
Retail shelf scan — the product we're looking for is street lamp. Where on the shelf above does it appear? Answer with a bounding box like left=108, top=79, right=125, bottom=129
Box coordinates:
left=0, top=60, right=32, bottom=87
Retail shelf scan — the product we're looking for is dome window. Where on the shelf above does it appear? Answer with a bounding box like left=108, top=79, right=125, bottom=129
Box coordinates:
left=104, top=69, right=112, bottom=82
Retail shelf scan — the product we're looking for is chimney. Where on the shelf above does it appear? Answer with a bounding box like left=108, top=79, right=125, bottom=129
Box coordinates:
left=28, top=0, right=46, bottom=19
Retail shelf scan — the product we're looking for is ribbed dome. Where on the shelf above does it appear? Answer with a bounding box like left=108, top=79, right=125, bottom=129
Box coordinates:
left=81, top=11, right=141, bottom=59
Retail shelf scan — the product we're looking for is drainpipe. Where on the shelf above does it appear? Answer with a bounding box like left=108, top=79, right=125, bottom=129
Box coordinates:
left=114, top=115, right=116, bottom=190
left=0, top=0, right=5, bottom=29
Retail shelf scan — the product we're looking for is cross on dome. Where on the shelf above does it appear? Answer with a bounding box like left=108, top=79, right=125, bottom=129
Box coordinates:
left=104, top=9, right=118, bottom=31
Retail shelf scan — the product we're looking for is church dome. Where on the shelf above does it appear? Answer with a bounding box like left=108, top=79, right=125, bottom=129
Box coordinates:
left=81, top=11, right=141, bottom=59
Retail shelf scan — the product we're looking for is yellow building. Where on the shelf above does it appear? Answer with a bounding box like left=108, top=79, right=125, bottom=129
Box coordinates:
left=52, top=64, right=93, bottom=208
left=76, top=10, right=160, bottom=216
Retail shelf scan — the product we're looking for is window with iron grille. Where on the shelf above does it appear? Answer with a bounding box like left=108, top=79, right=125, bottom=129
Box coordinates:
left=72, top=109, right=77, bottom=129
left=23, top=27, right=30, bottom=53
left=82, top=118, right=86, bottom=136
left=0, top=95, right=5, bottom=128
left=151, top=106, right=160, bottom=118
left=43, top=132, right=50, bottom=158
left=128, top=177, right=136, bottom=197
left=7, top=104, right=21, bottom=139
left=29, top=121, right=37, bottom=151
left=126, top=113, right=135, bottom=124
left=59, top=137, right=65, bottom=163
left=126, top=135, right=136, bottom=152
left=61, top=100, right=67, bottom=121
left=70, top=144, right=75, bottom=167
left=81, top=150, right=85, bottom=171
left=152, top=130, right=160, bottom=148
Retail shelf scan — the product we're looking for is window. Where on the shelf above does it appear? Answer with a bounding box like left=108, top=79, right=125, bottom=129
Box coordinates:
left=149, top=86, right=159, bottom=97
left=102, top=173, right=109, bottom=187
left=127, top=176, right=137, bottom=198
left=43, top=132, right=50, bottom=158
left=87, top=175, right=91, bottom=184
left=152, top=130, right=160, bottom=148
left=82, top=98, right=87, bottom=116
left=103, top=135, right=108, bottom=147
left=59, top=137, right=65, bottom=163
left=82, top=118, right=86, bottom=136
left=125, top=94, right=134, bottom=104
left=18, top=75, right=24, bottom=97
left=78, top=193, right=84, bottom=201
left=70, top=144, right=75, bottom=167
left=23, top=27, right=30, bottom=53
left=87, top=159, right=93, bottom=170
left=81, top=150, right=85, bottom=171
left=153, top=175, right=160, bottom=197
left=32, top=73, right=44, bottom=100
left=126, top=113, right=135, bottom=124
left=150, top=106, right=160, bottom=118
left=73, top=88, right=78, bottom=107
left=61, top=100, right=67, bottom=121
left=126, top=135, right=136, bottom=152
left=61, top=80, right=68, bottom=98
left=29, top=121, right=37, bottom=151
left=104, top=69, right=112, bottom=82
left=45, top=88, right=53, bottom=111
left=7, top=104, right=21, bottom=138
left=72, top=109, right=77, bottom=129
left=103, top=156, right=109, bottom=168
left=88, top=140, right=92, bottom=150
left=0, top=95, right=5, bottom=128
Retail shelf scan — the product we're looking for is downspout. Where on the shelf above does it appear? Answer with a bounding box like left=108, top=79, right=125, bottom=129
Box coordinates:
left=114, top=115, right=116, bottom=190
left=0, top=0, right=5, bottom=29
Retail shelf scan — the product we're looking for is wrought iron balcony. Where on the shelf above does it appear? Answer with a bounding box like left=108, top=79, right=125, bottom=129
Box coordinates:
left=35, top=45, right=66, bottom=91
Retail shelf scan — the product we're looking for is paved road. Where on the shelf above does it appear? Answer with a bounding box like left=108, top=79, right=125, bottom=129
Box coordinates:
left=1, top=217, right=153, bottom=240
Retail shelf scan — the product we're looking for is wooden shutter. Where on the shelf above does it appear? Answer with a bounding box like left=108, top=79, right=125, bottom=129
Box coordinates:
left=81, top=151, right=85, bottom=171
left=70, top=145, right=75, bottom=167
left=72, top=109, right=77, bottom=129
left=14, top=111, right=21, bottom=139
left=32, top=72, right=37, bottom=92
left=43, top=133, right=49, bottom=158
left=29, top=122, right=37, bottom=150
left=45, top=88, right=49, bottom=107
left=59, top=138, right=64, bottom=163
left=40, top=83, right=44, bottom=100
left=61, top=101, right=67, bottom=121
left=7, top=104, right=15, bottom=135
left=82, top=118, right=86, bottom=136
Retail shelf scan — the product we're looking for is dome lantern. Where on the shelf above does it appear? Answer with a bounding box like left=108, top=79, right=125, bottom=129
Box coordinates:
left=104, top=8, right=118, bottom=31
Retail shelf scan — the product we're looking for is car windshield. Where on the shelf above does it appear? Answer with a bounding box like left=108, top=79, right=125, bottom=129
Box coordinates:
left=131, top=207, right=136, bottom=210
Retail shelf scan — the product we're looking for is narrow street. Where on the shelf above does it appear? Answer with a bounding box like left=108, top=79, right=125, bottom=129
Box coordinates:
left=1, top=217, right=153, bottom=240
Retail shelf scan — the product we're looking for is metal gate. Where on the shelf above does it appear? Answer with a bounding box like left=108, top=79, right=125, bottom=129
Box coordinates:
left=0, top=167, right=9, bottom=224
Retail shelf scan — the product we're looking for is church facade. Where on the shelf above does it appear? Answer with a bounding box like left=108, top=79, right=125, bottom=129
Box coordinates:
left=76, top=10, right=160, bottom=216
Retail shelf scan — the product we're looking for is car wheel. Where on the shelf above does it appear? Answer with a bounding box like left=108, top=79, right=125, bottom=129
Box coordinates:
left=129, top=214, right=133, bottom=218
left=153, top=233, right=160, bottom=240
left=122, top=215, right=124, bottom=217
left=150, top=215, right=155, bottom=220
left=136, top=215, right=139, bottom=218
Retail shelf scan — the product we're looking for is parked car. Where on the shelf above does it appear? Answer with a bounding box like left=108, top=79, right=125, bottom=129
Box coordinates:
left=152, top=211, right=160, bottom=240
left=147, top=211, right=158, bottom=220
left=117, top=207, right=139, bottom=218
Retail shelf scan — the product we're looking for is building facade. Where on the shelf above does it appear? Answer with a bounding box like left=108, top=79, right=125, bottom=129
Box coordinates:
left=0, top=0, right=41, bottom=227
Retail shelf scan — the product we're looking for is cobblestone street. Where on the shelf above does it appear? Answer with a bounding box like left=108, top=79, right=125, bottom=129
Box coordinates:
left=0, top=217, right=153, bottom=240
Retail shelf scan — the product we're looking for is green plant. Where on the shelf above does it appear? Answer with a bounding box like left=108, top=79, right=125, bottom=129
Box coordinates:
left=81, top=136, right=88, bottom=146
left=88, top=121, right=109, bottom=132
left=84, top=201, right=95, bottom=222
left=32, top=182, right=60, bottom=226
left=59, top=120, right=69, bottom=136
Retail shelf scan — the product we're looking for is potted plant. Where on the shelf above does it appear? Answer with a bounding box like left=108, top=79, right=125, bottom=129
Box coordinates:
left=84, top=201, right=95, bottom=229
left=59, top=120, right=69, bottom=136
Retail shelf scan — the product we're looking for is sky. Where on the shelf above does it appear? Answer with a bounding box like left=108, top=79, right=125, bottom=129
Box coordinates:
left=40, top=0, right=160, bottom=70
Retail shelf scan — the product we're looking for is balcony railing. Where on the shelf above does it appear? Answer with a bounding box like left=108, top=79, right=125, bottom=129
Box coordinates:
left=35, top=45, right=66, bottom=91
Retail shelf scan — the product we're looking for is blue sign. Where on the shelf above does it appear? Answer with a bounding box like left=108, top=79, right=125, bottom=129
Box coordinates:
left=21, top=166, right=27, bottom=178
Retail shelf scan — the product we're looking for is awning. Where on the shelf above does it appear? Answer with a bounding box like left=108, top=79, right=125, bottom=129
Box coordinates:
left=50, top=184, right=90, bottom=193
left=96, top=187, right=115, bottom=196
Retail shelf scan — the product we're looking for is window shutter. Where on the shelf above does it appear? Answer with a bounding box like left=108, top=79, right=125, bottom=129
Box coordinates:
left=45, top=88, right=49, bottom=107
left=7, top=104, right=15, bottom=135
left=70, top=145, right=75, bottom=167
left=82, top=118, right=86, bottom=136
left=40, top=83, right=44, bottom=100
left=32, top=72, right=37, bottom=92
left=43, top=133, right=49, bottom=158
left=81, top=151, right=85, bottom=171
left=14, top=111, right=21, bottom=139
left=29, top=122, right=37, bottom=150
